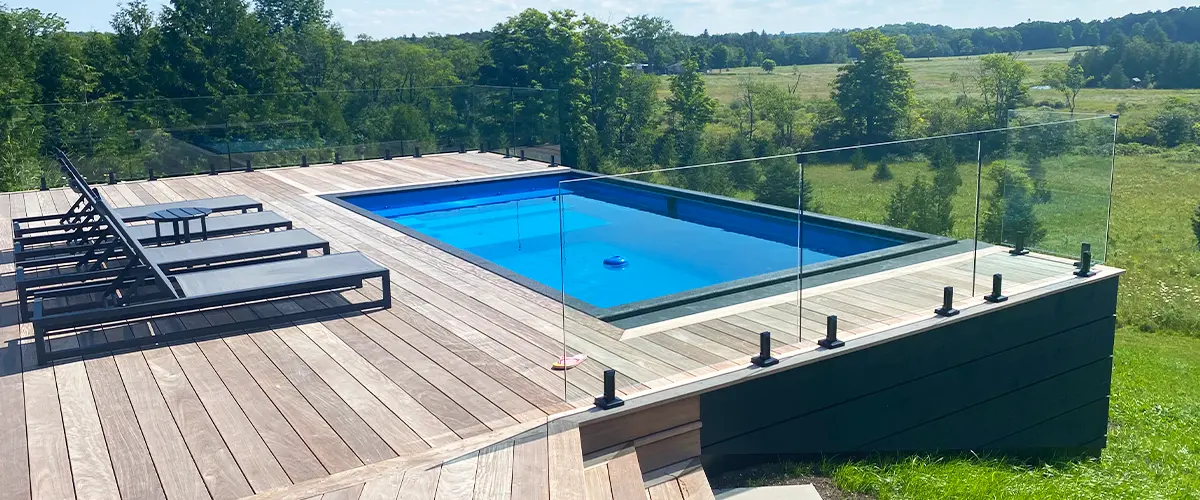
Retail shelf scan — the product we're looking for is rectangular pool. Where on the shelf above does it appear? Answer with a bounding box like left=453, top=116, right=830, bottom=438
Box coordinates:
left=326, top=171, right=951, bottom=320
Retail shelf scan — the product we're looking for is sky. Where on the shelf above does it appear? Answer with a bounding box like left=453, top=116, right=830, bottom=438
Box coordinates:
left=12, top=0, right=1196, bottom=39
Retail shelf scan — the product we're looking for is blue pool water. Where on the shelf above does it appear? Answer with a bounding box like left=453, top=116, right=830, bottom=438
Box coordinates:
left=343, top=173, right=904, bottom=310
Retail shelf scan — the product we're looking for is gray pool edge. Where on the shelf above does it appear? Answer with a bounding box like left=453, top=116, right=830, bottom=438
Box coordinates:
left=320, top=168, right=961, bottom=326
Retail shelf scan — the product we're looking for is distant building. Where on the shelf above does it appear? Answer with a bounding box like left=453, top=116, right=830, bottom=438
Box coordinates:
left=665, top=62, right=684, bottom=75
left=623, top=63, right=649, bottom=73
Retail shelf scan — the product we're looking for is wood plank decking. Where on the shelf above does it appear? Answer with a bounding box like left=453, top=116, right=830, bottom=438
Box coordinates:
left=0, top=153, right=1101, bottom=499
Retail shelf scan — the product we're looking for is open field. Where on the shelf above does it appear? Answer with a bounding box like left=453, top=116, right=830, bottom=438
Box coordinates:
left=682, top=47, right=1200, bottom=124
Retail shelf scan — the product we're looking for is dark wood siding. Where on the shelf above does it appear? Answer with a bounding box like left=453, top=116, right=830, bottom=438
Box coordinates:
left=699, top=276, right=1119, bottom=457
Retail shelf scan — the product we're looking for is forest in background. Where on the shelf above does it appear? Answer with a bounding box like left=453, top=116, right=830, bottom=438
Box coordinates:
left=0, top=0, right=1195, bottom=209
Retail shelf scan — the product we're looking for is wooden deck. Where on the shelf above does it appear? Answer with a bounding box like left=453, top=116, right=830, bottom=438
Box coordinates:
left=0, top=153, right=1099, bottom=499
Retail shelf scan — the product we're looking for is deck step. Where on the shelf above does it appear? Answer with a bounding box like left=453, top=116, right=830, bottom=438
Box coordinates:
left=644, top=459, right=716, bottom=500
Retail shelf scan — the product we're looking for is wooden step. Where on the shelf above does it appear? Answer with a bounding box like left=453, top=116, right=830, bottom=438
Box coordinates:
left=643, top=459, right=715, bottom=500
left=583, top=448, right=647, bottom=500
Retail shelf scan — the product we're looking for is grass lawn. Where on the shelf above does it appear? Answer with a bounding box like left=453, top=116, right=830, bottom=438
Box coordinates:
left=709, top=146, right=1200, bottom=498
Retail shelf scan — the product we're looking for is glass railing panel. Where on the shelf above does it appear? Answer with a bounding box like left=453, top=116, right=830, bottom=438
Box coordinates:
left=557, top=160, right=803, bottom=401
left=800, top=135, right=983, bottom=339
left=990, top=113, right=1118, bottom=264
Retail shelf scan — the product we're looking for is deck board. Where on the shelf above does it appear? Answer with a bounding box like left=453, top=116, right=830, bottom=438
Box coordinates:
left=2, top=154, right=1096, bottom=499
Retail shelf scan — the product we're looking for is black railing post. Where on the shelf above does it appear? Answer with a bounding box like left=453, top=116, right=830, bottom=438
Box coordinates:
left=519, top=149, right=527, bottom=161
left=414, top=146, right=421, bottom=158
left=1075, top=243, right=1095, bottom=277
left=334, top=151, right=342, bottom=165
left=594, top=369, right=625, bottom=410
left=209, top=161, right=218, bottom=176
left=39, top=175, right=47, bottom=191
left=107, top=171, right=116, bottom=185
left=504, top=147, right=511, bottom=158
left=300, top=154, right=308, bottom=168
left=751, top=331, right=778, bottom=367
left=818, top=315, right=845, bottom=349
left=384, top=148, right=392, bottom=161
left=551, top=155, right=558, bottom=167
left=244, top=159, right=253, bottom=172
left=148, top=168, right=157, bottom=181
left=985, top=274, right=1008, bottom=303
left=459, top=144, right=466, bottom=154
left=1010, top=232, right=1029, bottom=255
left=934, top=286, right=960, bottom=317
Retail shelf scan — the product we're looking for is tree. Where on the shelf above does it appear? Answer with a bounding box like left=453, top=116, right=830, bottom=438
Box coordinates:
left=872, top=157, right=893, bottom=181
left=850, top=148, right=867, bottom=171
left=1058, top=26, right=1075, bottom=51
left=981, top=162, right=1047, bottom=247
left=482, top=9, right=591, bottom=167
left=975, top=53, right=1030, bottom=125
left=665, top=58, right=717, bottom=165
left=1193, top=202, right=1200, bottom=250
left=1042, top=62, right=1092, bottom=113
left=254, top=0, right=328, bottom=33
left=1081, top=24, right=1101, bottom=47
left=757, top=158, right=815, bottom=211
left=1103, top=63, right=1130, bottom=89
left=619, top=15, right=680, bottom=73
left=710, top=44, right=730, bottom=72
left=831, top=29, right=914, bottom=146
left=760, top=58, right=776, bottom=73
left=1144, top=18, right=1169, bottom=45
left=914, top=33, right=939, bottom=58
left=885, top=176, right=954, bottom=235
left=894, top=34, right=915, bottom=56
left=957, top=38, right=974, bottom=55
left=613, top=72, right=661, bottom=170
left=1149, top=98, right=1200, bottom=147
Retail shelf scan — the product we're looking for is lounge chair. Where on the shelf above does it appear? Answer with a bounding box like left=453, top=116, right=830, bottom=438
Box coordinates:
left=14, top=210, right=294, bottom=261
left=29, top=156, right=389, bottom=366
left=12, top=194, right=263, bottom=239
left=17, top=228, right=332, bottom=320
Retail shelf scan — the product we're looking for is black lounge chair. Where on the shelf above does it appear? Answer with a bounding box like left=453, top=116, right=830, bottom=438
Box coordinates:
left=29, top=167, right=389, bottom=366
left=17, top=229, right=332, bottom=320
left=14, top=211, right=294, bottom=261
left=13, top=194, right=263, bottom=239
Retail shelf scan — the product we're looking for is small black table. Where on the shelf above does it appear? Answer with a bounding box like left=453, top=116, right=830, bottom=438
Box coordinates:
left=147, top=207, right=213, bottom=245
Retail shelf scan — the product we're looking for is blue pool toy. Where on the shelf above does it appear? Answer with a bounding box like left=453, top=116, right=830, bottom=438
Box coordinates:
left=604, top=256, right=629, bottom=269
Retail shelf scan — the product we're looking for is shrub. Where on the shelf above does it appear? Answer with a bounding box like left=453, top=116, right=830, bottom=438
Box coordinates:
left=1149, top=101, right=1200, bottom=147
left=884, top=176, right=954, bottom=235
left=981, top=162, right=1047, bottom=247
left=757, top=158, right=818, bottom=211
left=1117, top=122, right=1161, bottom=146
left=1193, top=202, right=1200, bottom=250
left=850, top=148, right=867, bottom=170
left=1115, top=143, right=1164, bottom=156
left=927, top=139, right=961, bottom=196
left=872, top=157, right=893, bottom=181
left=1025, top=154, right=1052, bottom=203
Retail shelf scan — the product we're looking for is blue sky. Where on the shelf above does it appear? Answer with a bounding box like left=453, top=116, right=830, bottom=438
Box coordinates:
left=13, top=0, right=1196, bottom=38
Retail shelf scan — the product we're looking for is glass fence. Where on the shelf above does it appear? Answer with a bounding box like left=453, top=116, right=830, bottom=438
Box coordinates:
left=0, top=85, right=561, bottom=189
left=553, top=114, right=1117, bottom=405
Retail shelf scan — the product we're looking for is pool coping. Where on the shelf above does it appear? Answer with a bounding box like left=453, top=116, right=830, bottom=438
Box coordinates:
left=320, top=168, right=957, bottom=323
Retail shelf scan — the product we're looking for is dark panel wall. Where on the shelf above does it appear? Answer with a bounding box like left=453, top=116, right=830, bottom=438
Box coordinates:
left=700, top=276, right=1119, bottom=457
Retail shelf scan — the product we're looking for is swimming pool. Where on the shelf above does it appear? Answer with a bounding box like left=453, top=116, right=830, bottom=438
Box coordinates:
left=327, top=170, right=953, bottom=319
